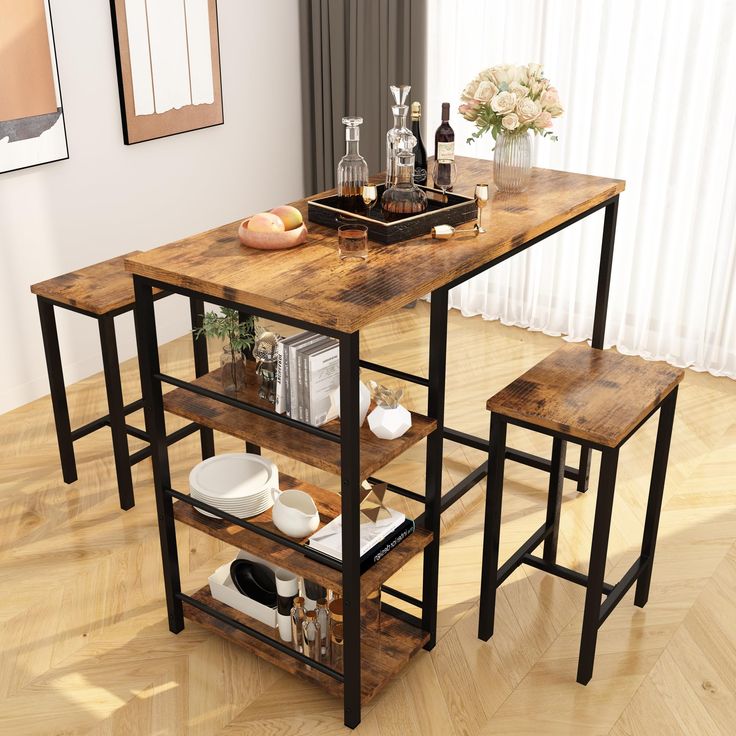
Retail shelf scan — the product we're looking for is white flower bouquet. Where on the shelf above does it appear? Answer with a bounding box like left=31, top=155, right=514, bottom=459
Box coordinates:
left=459, top=63, right=563, bottom=143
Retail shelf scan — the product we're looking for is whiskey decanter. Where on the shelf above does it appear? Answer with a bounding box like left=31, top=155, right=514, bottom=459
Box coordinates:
left=381, top=147, right=428, bottom=215
left=337, top=116, right=369, bottom=212
left=385, top=84, right=413, bottom=188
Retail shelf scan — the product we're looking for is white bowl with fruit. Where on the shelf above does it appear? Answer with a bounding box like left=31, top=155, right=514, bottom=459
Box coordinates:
left=238, top=205, right=308, bottom=250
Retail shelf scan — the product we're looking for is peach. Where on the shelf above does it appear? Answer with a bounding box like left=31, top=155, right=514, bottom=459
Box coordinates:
left=248, top=212, right=285, bottom=233
left=270, top=205, right=303, bottom=231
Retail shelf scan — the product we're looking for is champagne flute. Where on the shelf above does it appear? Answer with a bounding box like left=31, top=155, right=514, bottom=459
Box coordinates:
left=475, top=184, right=489, bottom=233
left=361, top=184, right=378, bottom=212
left=431, top=159, right=457, bottom=201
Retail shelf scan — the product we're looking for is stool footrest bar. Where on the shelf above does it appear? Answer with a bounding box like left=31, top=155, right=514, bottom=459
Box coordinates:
left=497, top=524, right=552, bottom=586
left=128, top=422, right=201, bottom=465
left=379, top=601, right=424, bottom=629
left=359, top=360, right=430, bottom=388
left=599, top=557, right=650, bottom=625
left=366, top=477, right=425, bottom=504
left=523, top=554, right=615, bottom=594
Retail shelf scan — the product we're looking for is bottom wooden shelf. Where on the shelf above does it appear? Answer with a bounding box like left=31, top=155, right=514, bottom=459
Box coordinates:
left=183, top=587, right=429, bottom=704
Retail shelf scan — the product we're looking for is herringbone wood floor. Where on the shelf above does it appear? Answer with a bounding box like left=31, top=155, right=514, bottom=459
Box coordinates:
left=1, top=302, right=735, bottom=735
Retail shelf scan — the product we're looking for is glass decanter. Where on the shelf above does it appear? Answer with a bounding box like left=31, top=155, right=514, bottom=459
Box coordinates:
left=385, top=84, right=413, bottom=188
left=381, top=147, right=428, bottom=215
left=337, top=116, right=369, bottom=212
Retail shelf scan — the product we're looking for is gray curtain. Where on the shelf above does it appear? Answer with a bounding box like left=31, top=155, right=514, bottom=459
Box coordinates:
left=299, top=0, right=427, bottom=195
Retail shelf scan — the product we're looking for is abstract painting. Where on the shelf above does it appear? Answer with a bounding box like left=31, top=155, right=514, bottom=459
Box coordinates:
left=110, top=0, right=223, bottom=144
left=0, top=0, right=69, bottom=175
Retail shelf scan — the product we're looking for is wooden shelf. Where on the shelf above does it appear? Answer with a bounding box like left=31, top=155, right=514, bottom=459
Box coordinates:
left=183, top=587, right=429, bottom=704
left=173, top=473, right=432, bottom=599
left=162, top=365, right=436, bottom=479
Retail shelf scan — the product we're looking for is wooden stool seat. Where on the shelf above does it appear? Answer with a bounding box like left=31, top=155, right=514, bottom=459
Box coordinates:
left=479, top=344, right=683, bottom=685
left=487, top=342, right=683, bottom=448
left=31, top=252, right=161, bottom=316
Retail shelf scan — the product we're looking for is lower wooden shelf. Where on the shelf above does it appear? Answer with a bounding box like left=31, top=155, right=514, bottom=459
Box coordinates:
left=183, top=587, right=429, bottom=704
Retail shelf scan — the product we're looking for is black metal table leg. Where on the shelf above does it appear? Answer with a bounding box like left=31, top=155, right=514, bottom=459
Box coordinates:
left=189, top=297, right=215, bottom=459
left=134, top=276, right=184, bottom=632
left=577, top=446, right=619, bottom=684
left=422, top=288, right=449, bottom=650
left=339, top=330, right=361, bottom=729
left=635, top=387, right=677, bottom=607
left=478, top=413, right=507, bottom=641
left=98, top=315, right=135, bottom=510
left=577, top=195, right=620, bottom=494
left=237, top=309, right=261, bottom=456
left=543, top=437, right=567, bottom=563
left=37, top=298, right=77, bottom=484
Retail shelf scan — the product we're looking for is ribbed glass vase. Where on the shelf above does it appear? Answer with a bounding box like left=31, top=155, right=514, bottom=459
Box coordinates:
left=493, top=130, right=532, bottom=192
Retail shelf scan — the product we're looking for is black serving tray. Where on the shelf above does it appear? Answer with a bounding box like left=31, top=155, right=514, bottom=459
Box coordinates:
left=307, top=183, right=477, bottom=245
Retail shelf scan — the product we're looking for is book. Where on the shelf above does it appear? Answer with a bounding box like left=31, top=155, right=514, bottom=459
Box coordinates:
left=307, top=507, right=406, bottom=560
left=359, top=518, right=415, bottom=573
left=307, top=340, right=339, bottom=426
left=277, top=332, right=308, bottom=417
left=274, top=340, right=285, bottom=414
left=287, top=332, right=322, bottom=419
left=297, top=336, right=332, bottom=423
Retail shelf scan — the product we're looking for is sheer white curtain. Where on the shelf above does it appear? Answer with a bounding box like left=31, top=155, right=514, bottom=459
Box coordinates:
left=427, top=0, right=736, bottom=378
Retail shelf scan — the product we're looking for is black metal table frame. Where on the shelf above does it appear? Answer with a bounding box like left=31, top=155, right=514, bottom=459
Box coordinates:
left=131, top=192, right=618, bottom=730
left=36, top=292, right=214, bottom=510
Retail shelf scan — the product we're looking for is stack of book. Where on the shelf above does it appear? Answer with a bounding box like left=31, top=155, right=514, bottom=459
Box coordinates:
left=307, top=508, right=415, bottom=573
left=275, top=332, right=339, bottom=426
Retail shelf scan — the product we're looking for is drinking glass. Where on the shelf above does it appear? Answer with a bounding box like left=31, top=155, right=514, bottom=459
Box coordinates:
left=338, top=224, right=368, bottom=261
left=431, top=159, right=457, bottom=200
left=361, top=184, right=378, bottom=211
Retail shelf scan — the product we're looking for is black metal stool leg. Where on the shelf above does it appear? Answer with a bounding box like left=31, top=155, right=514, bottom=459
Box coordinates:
left=98, top=316, right=135, bottom=510
left=478, top=413, right=507, bottom=641
left=577, top=446, right=619, bottom=684
left=543, top=437, right=567, bottom=563
left=37, top=298, right=77, bottom=484
left=635, top=387, right=677, bottom=608
left=189, top=298, right=215, bottom=460
left=576, top=447, right=592, bottom=493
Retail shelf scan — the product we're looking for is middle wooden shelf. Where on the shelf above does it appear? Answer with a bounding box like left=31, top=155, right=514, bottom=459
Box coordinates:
left=172, top=473, right=432, bottom=599
left=163, top=364, right=437, bottom=479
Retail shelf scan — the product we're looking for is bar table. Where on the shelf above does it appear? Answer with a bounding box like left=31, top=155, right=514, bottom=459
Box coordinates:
left=126, top=156, right=624, bottom=729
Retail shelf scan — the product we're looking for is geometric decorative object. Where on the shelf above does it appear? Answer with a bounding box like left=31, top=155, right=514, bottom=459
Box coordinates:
left=109, top=0, right=223, bottom=144
left=0, top=0, right=69, bottom=174
left=359, top=481, right=392, bottom=525
left=367, top=404, right=413, bottom=440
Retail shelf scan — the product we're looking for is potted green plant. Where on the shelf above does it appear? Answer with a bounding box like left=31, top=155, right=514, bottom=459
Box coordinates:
left=193, top=308, right=256, bottom=394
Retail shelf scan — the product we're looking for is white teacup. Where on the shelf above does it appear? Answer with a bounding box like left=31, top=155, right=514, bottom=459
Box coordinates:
left=272, top=489, right=320, bottom=538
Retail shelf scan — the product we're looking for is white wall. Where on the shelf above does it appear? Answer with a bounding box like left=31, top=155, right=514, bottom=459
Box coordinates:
left=0, top=0, right=305, bottom=415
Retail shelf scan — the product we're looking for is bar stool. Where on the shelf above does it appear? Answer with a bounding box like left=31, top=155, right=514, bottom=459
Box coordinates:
left=31, top=252, right=214, bottom=510
left=477, top=343, right=683, bottom=683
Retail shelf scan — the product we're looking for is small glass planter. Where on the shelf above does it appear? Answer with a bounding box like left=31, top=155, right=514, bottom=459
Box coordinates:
left=220, top=344, right=247, bottom=395
left=493, top=130, right=532, bottom=193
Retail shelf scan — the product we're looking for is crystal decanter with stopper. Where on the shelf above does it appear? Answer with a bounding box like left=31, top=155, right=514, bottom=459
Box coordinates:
left=385, top=84, right=413, bottom=188
left=381, top=146, right=428, bottom=215
left=337, top=116, right=369, bottom=212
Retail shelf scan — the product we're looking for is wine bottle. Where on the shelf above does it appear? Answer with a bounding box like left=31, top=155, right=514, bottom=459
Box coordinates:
left=434, top=102, right=455, bottom=191
left=410, top=101, right=427, bottom=185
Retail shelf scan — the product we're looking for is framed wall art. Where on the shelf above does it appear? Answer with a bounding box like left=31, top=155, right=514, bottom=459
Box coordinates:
left=0, top=0, right=69, bottom=175
left=109, top=0, right=224, bottom=145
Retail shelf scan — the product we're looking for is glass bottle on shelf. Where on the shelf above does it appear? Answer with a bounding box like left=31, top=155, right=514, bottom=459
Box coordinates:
left=302, top=609, right=322, bottom=662
left=328, top=597, right=344, bottom=670
left=290, top=596, right=306, bottom=652
left=381, top=147, right=428, bottom=215
left=316, top=597, right=330, bottom=659
left=337, top=117, right=369, bottom=213
left=385, top=84, right=413, bottom=188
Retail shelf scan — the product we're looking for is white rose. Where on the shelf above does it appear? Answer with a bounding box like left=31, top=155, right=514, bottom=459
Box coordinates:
left=508, top=81, right=529, bottom=99
left=527, top=63, right=543, bottom=79
left=474, top=80, right=498, bottom=102
left=540, top=87, right=559, bottom=108
left=516, top=96, right=541, bottom=123
left=501, top=113, right=519, bottom=131
left=462, top=79, right=480, bottom=101
left=491, top=91, right=517, bottom=115
left=492, top=64, right=518, bottom=87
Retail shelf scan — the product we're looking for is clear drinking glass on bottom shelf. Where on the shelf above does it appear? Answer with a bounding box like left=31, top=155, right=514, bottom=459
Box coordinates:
left=338, top=224, right=368, bottom=261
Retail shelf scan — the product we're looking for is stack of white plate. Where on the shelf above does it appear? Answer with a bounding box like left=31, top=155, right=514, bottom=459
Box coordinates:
left=189, top=453, right=279, bottom=519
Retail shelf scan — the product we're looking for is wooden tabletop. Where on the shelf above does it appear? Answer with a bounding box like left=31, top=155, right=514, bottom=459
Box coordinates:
left=125, top=157, right=624, bottom=333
